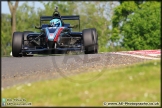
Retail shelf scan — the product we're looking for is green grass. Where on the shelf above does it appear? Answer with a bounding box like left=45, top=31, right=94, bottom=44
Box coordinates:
left=2, top=60, right=161, bottom=106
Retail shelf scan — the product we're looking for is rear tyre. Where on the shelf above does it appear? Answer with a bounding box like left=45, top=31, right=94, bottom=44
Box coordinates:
left=12, top=32, right=23, bottom=57
left=23, top=31, right=34, bottom=46
left=23, top=31, right=34, bottom=56
left=82, top=28, right=98, bottom=54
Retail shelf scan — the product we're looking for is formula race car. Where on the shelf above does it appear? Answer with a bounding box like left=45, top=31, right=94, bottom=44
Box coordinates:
left=12, top=7, right=98, bottom=57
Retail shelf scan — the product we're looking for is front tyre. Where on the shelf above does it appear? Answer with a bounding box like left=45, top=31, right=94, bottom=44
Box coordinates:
left=91, top=28, right=98, bottom=54
left=12, top=32, right=23, bottom=57
left=82, top=28, right=98, bottom=54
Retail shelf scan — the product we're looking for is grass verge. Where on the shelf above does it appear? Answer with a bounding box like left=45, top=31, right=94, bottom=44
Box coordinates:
left=2, top=60, right=161, bottom=106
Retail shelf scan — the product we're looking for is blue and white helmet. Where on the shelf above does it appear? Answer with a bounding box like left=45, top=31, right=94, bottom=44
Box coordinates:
left=50, top=19, right=62, bottom=27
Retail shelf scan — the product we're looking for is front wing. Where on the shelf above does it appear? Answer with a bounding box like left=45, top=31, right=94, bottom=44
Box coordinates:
left=21, top=47, right=82, bottom=54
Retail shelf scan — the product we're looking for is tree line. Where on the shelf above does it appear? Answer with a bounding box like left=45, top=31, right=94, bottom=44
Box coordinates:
left=1, top=1, right=160, bottom=56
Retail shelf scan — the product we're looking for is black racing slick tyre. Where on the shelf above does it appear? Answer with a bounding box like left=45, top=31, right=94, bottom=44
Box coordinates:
left=91, top=28, right=98, bottom=53
left=12, top=32, right=23, bottom=57
left=23, top=31, right=34, bottom=57
left=82, top=28, right=98, bottom=54
left=23, top=31, right=34, bottom=46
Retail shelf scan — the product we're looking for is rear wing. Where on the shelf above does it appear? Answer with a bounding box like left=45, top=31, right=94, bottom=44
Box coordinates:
left=40, top=15, right=80, bottom=31
left=40, top=15, right=80, bottom=21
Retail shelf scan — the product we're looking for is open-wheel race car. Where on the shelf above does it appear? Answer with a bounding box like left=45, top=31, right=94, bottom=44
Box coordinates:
left=12, top=7, right=98, bottom=57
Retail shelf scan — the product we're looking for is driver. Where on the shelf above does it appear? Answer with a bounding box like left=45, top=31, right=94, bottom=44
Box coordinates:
left=50, top=19, right=62, bottom=27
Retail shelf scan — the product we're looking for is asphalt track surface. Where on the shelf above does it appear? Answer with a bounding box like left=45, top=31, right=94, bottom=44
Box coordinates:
left=1, top=52, right=155, bottom=88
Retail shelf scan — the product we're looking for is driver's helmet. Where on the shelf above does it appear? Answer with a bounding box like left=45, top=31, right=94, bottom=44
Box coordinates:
left=50, top=19, right=62, bottom=27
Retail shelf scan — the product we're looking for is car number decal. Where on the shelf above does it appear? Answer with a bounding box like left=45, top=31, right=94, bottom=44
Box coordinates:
left=49, top=33, right=53, bottom=37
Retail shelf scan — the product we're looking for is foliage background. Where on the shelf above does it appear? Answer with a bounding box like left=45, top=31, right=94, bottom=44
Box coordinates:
left=1, top=1, right=161, bottom=56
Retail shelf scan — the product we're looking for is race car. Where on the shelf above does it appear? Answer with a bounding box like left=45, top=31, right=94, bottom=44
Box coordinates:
left=12, top=7, right=98, bottom=57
